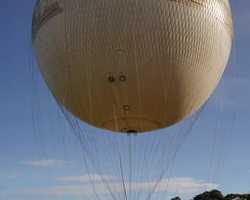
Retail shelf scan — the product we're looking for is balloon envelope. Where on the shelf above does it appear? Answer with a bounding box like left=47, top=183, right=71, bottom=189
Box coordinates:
left=32, top=0, right=233, bottom=133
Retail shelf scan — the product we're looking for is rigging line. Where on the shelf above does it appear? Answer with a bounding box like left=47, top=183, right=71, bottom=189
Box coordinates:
left=76, top=130, right=102, bottom=178
left=211, top=82, right=229, bottom=186
left=133, top=133, right=137, bottom=200
left=38, top=91, right=58, bottom=199
left=110, top=15, right=133, bottom=132
left=204, top=82, right=220, bottom=192
left=62, top=0, right=87, bottom=154
left=36, top=93, right=58, bottom=199
left=161, top=156, right=176, bottom=200
left=29, top=52, right=60, bottom=197
left=215, top=37, right=236, bottom=183
left=144, top=132, right=160, bottom=176
left=136, top=134, right=152, bottom=199
left=87, top=26, right=93, bottom=126
left=75, top=126, right=117, bottom=200
left=81, top=146, right=101, bottom=200
left=114, top=68, right=131, bottom=130
left=140, top=50, right=173, bottom=193
left=150, top=131, right=184, bottom=194
left=106, top=133, right=121, bottom=182
left=202, top=105, right=210, bottom=192
left=158, top=120, right=186, bottom=168
left=160, top=1, right=173, bottom=129
left=112, top=100, right=128, bottom=200
left=31, top=49, right=58, bottom=200
left=63, top=115, right=117, bottom=199
left=154, top=137, right=179, bottom=180
left=146, top=152, right=178, bottom=200
left=158, top=119, right=187, bottom=162
left=145, top=128, right=174, bottom=184
left=141, top=132, right=162, bottom=200
left=51, top=94, right=80, bottom=199
left=82, top=132, right=118, bottom=200
left=135, top=134, right=145, bottom=200
left=137, top=131, right=165, bottom=198
left=147, top=145, right=175, bottom=198
left=59, top=5, right=87, bottom=198
left=141, top=139, right=153, bottom=197
left=48, top=92, right=59, bottom=167
left=134, top=69, right=167, bottom=198
left=71, top=70, right=121, bottom=199
left=90, top=131, right=119, bottom=200
left=211, top=107, right=228, bottom=187
left=101, top=137, right=122, bottom=194
left=108, top=65, right=127, bottom=196
left=71, top=127, right=89, bottom=199
left=30, top=43, right=42, bottom=170
left=59, top=80, right=87, bottom=198
left=206, top=43, right=235, bottom=192
left=109, top=82, right=128, bottom=185
left=58, top=105, right=96, bottom=170
left=63, top=114, right=90, bottom=200
left=133, top=0, right=143, bottom=133
left=155, top=129, right=173, bottom=164
left=61, top=88, right=93, bottom=157
left=174, top=158, right=184, bottom=196
left=62, top=123, right=79, bottom=198
left=128, top=135, right=132, bottom=200
left=147, top=106, right=204, bottom=200
left=147, top=145, right=178, bottom=199
left=141, top=127, right=174, bottom=197
left=212, top=43, right=236, bottom=186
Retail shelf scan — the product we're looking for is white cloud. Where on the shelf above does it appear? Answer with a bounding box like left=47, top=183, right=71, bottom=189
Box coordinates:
left=1, top=177, right=218, bottom=196
left=154, top=177, right=218, bottom=194
left=54, top=174, right=114, bottom=182
left=22, top=159, right=73, bottom=167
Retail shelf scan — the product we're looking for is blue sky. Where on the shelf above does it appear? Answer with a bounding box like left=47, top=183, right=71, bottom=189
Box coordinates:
left=1, top=0, right=250, bottom=200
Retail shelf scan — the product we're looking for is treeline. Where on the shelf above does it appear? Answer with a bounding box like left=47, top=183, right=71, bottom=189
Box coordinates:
left=171, top=190, right=250, bottom=200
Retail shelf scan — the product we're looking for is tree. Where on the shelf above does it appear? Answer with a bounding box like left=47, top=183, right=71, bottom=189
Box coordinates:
left=171, top=197, right=181, bottom=200
left=193, top=190, right=223, bottom=200
left=224, top=193, right=249, bottom=200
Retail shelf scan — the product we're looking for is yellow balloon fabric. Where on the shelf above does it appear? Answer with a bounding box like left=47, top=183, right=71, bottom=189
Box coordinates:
left=32, top=0, right=233, bottom=133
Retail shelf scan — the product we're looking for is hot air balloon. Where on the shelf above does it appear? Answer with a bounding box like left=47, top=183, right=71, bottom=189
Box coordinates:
left=32, top=0, right=233, bottom=134
left=31, top=1, right=235, bottom=199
